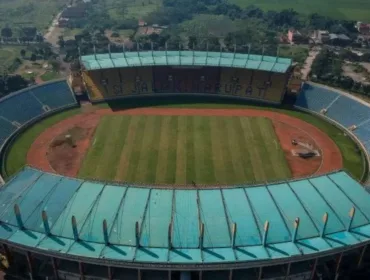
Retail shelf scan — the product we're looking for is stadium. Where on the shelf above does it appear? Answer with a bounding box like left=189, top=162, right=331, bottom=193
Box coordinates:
left=0, top=50, right=370, bottom=280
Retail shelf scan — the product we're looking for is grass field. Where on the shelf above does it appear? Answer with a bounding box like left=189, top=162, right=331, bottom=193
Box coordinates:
left=0, top=46, right=23, bottom=72
left=228, top=0, right=370, bottom=21
left=79, top=115, right=291, bottom=185
left=0, top=0, right=65, bottom=31
left=4, top=100, right=366, bottom=182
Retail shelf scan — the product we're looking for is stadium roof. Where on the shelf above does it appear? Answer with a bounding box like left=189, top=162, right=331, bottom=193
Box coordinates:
left=1, top=167, right=370, bottom=268
left=81, top=51, right=292, bottom=73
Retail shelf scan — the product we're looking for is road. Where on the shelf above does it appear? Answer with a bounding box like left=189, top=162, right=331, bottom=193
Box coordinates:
left=301, top=47, right=321, bottom=80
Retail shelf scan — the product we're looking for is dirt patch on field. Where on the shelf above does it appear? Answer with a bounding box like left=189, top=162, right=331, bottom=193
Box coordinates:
left=47, top=126, right=94, bottom=176
left=27, top=107, right=342, bottom=181
left=27, top=112, right=100, bottom=177
left=273, top=121, right=322, bottom=178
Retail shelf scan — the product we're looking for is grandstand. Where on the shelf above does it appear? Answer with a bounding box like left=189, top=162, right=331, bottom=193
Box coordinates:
left=81, top=51, right=292, bottom=103
left=0, top=80, right=77, bottom=157
left=295, top=83, right=370, bottom=155
left=1, top=167, right=370, bottom=279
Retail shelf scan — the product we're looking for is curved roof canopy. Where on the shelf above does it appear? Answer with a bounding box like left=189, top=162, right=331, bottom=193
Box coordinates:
left=0, top=167, right=369, bottom=268
left=81, top=51, right=292, bottom=73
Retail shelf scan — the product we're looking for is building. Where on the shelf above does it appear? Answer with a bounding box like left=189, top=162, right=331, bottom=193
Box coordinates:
left=328, top=33, right=351, bottom=46
left=312, top=30, right=330, bottom=44
left=356, top=22, right=370, bottom=35
left=287, top=29, right=306, bottom=44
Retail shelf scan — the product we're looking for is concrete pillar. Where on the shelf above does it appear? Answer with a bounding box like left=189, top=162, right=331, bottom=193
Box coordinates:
left=78, top=262, right=84, bottom=280
left=168, top=270, right=172, bottom=280
left=26, top=252, right=33, bottom=278
left=199, top=270, right=203, bottom=280
left=285, top=263, right=291, bottom=279
left=310, top=258, right=318, bottom=280
left=358, top=245, right=367, bottom=268
left=335, top=252, right=343, bottom=278
left=138, top=269, right=142, bottom=280
left=229, top=269, right=233, bottom=280
left=258, top=267, right=263, bottom=280
left=51, top=257, right=58, bottom=280
left=107, top=266, right=113, bottom=280
left=2, top=244, right=12, bottom=265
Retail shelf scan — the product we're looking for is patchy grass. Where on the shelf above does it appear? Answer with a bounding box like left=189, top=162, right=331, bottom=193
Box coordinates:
left=229, top=0, right=370, bottom=21
left=0, top=0, right=66, bottom=31
left=40, top=71, right=61, bottom=82
left=0, top=46, right=24, bottom=72
left=279, top=45, right=309, bottom=64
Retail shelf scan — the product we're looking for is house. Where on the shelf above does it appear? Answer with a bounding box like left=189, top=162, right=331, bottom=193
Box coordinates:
left=311, top=30, right=330, bottom=44
left=138, top=19, right=147, bottom=27
left=356, top=22, right=370, bottom=35
left=287, top=29, right=307, bottom=44
left=329, top=33, right=351, bottom=46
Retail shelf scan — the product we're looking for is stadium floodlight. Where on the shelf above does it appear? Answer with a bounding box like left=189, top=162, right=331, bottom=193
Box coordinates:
left=72, top=216, right=79, bottom=241
left=42, top=210, right=51, bottom=236
left=262, top=220, right=269, bottom=247
left=13, top=204, right=24, bottom=230
left=292, top=217, right=300, bottom=242
left=321, top=212, right=329, bottom=238
left=348, top=207, right=356, bottom=231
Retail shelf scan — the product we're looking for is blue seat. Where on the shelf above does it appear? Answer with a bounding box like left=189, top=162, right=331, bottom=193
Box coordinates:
left=0, top=118, right=17, bottom=147
left=0, top=91, right=44, bottom=124
left=32, top=81, right=76, bottom=109
left=326, top=96, right=370, bottom=127
left=295, top=84, right=339, bottom=113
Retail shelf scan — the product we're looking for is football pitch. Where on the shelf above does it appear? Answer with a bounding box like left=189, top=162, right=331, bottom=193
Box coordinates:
left=78, top=115, right=291, bottom=185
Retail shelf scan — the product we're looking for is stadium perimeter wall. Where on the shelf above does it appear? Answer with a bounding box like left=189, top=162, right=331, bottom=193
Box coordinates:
left=0, top=80, right=79, bottom=183
left=86, top=91, right=283, bottom=106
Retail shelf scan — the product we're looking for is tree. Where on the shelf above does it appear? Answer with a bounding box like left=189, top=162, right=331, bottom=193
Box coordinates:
left=30, top=53, right=37, bottom=61
left=1, top=27, right=12, bottom=38
left=188, top=36, right=197, bottom=49
left=49, top=59, right=61, bottom=71
left=58, top=36, right=65, bottom=48
left=20, top=49, right=26, bottom=57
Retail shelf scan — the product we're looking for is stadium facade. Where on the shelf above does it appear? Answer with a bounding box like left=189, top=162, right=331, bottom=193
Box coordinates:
left=0, top=52, right=370, bottom=279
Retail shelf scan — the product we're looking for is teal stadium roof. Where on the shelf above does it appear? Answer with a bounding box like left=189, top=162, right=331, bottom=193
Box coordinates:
left=1, top=167, right=370, bottom=268
left=81, top=51, right=292, bottom=73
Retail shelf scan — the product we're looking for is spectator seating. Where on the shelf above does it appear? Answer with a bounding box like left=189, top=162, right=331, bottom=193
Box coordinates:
left=326, top=95, right=370, bottom=128
left=30, top=81, right=77, bottom=110
left=0, top=118, right=17, bottom=148
left=0, top=80, right=76, bottom=148
left=295, top=83, right=370, bottom=155
left=251, top=70, right=270, bottom=99
left=295, top=83, right=339, bottom=113
left=0, top=91, right=44, bottom=124
left=83, top=71, right=105, bottom=100
left=265, top=73, right=288, bottom=103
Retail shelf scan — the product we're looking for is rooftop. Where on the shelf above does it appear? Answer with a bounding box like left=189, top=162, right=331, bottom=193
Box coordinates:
left=81, top=51, right=292, bottom=73
left=0, top=167, right=369, bottom=268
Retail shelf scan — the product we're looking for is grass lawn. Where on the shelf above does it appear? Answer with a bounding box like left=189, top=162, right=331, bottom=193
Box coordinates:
left=0, top=46, right=23, bottom=71
left=40, top=71, right=60, bottom=82
left=4, top=108, right=81, bottom=177
left=79, top=115, right=291, bottom=185
left=0, top=0, right=65, bottom=31
left=279, top=45, right=309, bottom=65
left=228, top=0, right=370, bottom=21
